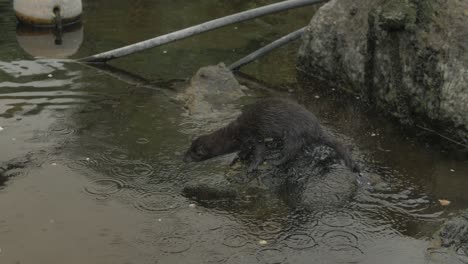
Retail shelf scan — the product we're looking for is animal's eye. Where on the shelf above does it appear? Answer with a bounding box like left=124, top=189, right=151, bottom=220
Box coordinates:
left=196, top=147, right=206, bottom=156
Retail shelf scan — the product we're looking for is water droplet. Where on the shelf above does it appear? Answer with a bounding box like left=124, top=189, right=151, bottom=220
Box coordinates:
left=0, top=126, right=4, bottom=131
left=259, top=240, right=268, bottom=245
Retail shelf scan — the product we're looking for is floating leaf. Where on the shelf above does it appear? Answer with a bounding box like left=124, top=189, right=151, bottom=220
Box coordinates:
left=438, top=199, right=451, bottom=206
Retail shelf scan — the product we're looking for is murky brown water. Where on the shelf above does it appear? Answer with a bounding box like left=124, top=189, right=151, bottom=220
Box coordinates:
left=1, top=1, right=467, bottom=264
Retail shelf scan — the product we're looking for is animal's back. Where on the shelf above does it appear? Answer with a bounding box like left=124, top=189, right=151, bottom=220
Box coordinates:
left=238, top=98, right=321, bottom=139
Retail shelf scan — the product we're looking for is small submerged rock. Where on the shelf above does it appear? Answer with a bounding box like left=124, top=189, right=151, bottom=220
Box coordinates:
left=433, top=209, right=468, bottom=249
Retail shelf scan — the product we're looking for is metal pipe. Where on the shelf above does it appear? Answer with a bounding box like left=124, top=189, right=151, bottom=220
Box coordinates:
left=79, top=0, right=325, bottom=63
left=228, top=26, right=306, bottom=71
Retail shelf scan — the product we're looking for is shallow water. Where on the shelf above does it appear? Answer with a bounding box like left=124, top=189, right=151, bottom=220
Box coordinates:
left=0, top=1, right=467, bottom=264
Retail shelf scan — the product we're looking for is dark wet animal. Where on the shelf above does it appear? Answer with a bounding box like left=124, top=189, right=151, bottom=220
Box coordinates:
left=184, top=98, right=359, bottom=173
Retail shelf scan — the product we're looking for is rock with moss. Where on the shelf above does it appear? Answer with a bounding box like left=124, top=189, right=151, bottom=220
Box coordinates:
left=298, top=0, right=468, bottom=146
left=182, top=142, right=359, bottom=211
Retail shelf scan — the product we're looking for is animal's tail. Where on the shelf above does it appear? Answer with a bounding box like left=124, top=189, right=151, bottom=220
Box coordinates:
left=320, top=133, right=360, bottom=173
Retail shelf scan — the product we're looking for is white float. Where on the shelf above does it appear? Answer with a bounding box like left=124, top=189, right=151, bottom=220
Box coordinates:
left=14, top=0, right=82, bottom=26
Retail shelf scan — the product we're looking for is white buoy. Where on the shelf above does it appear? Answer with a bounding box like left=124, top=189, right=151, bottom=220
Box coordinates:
left=14, top=0, right=82, bottom=26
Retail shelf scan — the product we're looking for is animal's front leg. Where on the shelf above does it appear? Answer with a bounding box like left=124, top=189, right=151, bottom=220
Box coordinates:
left=247, top=143, right=267, bottom=173
left=272, top=135, right=302, bottom=166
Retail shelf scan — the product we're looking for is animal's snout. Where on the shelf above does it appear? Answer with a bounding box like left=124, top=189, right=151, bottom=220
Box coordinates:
left=183, top=153, right=192, bottom=163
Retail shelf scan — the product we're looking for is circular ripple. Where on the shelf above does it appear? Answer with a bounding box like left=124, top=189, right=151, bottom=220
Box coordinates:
left=282, top=233, right=317, bottom=249
left=204, top=251, right=228, bottom=264
left=319, top=211, right=355, bottom=227
left=226, top=253, right=258, bottom=264
left=456, top=247, right=468, bottom=263
left=222, top=234, right=248, bottom=248
left=100, top=149, right=130, bottom=163
left=261, top=221, right=283, bottom=234
left=322, top=230, right=359, bottom=251
left=158, top=236, right=191, bottom=253
left=249, top=220, right=284, bottom=239
left=134, top=192, right=181, bottom=212
left=84, top=179, right=125, bottom=195
left=136, top=137, right=150, bottom=144
left=49, top=124, right=75, bottom=136
left=111, top=162, right=154, bottom=178
left=67, top=158, right=100, bottom=171
left=256, top=248, right=287, bottom=264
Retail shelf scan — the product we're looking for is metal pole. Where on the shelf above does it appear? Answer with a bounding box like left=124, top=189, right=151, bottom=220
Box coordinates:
left=228, top=27, right=306, bottom=71
left=79, top=0, right=325, bottom=63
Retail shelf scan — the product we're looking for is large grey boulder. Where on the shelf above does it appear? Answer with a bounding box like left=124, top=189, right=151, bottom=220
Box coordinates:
left=298, top=0, right=468, bottom=145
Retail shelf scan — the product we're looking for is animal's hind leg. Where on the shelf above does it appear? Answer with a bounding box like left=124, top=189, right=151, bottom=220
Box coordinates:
left=321, top=134, right=360, bottom=172
left=247, top=143, right=267, bottom=173
left=273, top=136, right=303, bottom=166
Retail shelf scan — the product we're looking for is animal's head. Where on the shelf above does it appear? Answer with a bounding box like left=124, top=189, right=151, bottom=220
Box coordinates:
left=183, top=132, right=238, bottom=162
left=183, top=135, right=216, bottom=162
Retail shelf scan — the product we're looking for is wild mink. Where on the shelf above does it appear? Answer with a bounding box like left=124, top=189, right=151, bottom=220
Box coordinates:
left=184, top=98, right=359, bottom=173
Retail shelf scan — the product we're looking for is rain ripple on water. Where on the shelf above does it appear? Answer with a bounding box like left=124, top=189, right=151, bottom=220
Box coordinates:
left=321, top=230, right=361, bottom=252
left=282, top=233, right=317, bottom=250
left=319, top=210, right=356, bottom=228
left=110, top=161, right=154, bottom=178
left=84, top=178, right=126, bottom=196
left=256, top=248, right=287, bottom=264
left=157, top=236, right=192, bottom=253
left=134, top=192, right=182, bottom=213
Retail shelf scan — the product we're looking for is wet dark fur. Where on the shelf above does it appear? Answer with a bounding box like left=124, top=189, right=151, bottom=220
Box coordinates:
left=184, top=98, right=359, bottom=173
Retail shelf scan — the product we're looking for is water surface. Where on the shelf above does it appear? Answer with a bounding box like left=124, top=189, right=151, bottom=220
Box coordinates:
left=0, top=1, right=467, bottom=263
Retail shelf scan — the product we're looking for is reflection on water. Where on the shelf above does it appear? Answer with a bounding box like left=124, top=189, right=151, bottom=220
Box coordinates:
left=0, top=0, right=467, bottom=263
left=16, top=23, right=83, bottom=59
